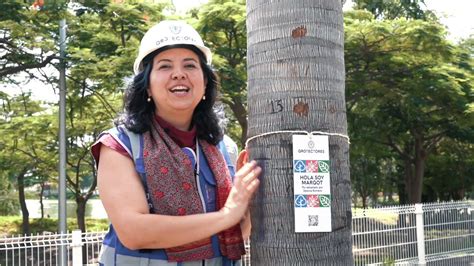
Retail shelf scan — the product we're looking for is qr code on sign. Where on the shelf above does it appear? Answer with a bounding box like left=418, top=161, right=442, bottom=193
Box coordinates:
left=308, top=215, right=319, bottom=226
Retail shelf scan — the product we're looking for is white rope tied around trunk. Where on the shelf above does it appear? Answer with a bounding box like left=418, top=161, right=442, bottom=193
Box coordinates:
left=245, top=130, right=350, bottom=148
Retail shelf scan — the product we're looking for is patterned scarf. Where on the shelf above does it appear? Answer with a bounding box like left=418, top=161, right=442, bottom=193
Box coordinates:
left=143, top=119, right=245, bottom=262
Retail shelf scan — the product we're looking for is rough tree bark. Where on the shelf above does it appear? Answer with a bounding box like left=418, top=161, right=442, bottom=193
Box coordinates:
left=246, top=0, right=353, bottom=264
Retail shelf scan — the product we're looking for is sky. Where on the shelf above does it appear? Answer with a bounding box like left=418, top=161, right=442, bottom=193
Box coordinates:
left=3, top=0, right=473, bottom=102
left=423, top=0, right=473, bottom=41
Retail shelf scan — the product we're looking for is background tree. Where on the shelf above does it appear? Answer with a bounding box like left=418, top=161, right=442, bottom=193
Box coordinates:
left=0, top=127, right=20, bottom=217
left=247, top=0, right=353, bottom=264
left=350, top=144, right=385, bottom=208
left=0, top=92, right=57, bottom=234
left=344, top=11, right=474, bottom=203
left=60, top=1, right=167, bottom=231
left=0, top=0, right=168, bottom=232
left=424, top=140, right=474, bottom=201
left=0, top=1, right=63, bottom=81
left=353, top=0, right=432, bottom=20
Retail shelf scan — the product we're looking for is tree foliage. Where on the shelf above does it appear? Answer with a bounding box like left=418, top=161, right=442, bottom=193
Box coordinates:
left=353, top=0, right=432, bottom=20
left=0, top=0, right=169, bottom=232
left=59, top=1, right=168, bottom=231
left=345, top=10, right=474, bottom=203
left=424, top=140, right=474, bottom=202
left=0, top=1, right=65, bottom=81
left=0, top=91, right=57, bottom=233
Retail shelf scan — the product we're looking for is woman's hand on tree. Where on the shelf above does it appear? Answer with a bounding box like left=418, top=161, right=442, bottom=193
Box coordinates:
left=221, top=150, right=261, bottom=227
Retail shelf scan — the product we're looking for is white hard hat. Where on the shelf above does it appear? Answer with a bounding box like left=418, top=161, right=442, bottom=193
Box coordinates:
left=133, top=20, right=212, bottom=75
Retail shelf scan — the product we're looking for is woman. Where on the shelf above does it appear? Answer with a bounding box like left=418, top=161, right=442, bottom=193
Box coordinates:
left=92, top=20, right=261, bottom=265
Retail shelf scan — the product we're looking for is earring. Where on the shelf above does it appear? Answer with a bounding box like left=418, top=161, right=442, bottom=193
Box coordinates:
left=147, top=97, right=151, bottom=102
left=202, top=95, right=206, bottom=100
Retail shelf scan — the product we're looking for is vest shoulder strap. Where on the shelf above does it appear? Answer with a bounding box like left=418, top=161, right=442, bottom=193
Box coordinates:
left=217, top=138, right=236, bottom=179
left=116, top=125, right=141, bottom=165
left=111, top=126, right=153, bottom=213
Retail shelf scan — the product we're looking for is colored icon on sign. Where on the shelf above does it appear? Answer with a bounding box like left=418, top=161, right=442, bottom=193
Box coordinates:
left=307, top=195, right=320, bottom=207
left=318, top=161, right=330, bottom=173
left=294, top=160, right=306, bottom=173
left=319, top=195, right=331, bottom=207
left=295, top=195, right=307, bottom=207
left=306, top=160, right=318, bottom=173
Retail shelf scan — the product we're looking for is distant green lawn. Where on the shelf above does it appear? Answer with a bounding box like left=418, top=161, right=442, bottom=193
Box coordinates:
left=352, top=207, right=399, bottom=225
left=0, top=216, right=109, bottom=237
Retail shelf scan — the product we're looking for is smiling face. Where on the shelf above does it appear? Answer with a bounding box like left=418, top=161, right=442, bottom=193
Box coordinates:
left=147, top=48, right=206, bottom=126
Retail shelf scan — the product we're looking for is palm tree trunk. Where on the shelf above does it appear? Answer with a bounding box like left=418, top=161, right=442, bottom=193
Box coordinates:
left=246, top=0, right=353, bottom=264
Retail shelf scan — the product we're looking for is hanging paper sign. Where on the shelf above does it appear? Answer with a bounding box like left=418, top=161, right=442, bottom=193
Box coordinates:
left=292, top=134, right=331, bottom=232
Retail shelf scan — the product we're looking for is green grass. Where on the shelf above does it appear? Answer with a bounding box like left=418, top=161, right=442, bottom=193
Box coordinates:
left=0, top=216, right=109, bottom=237
left=352, top=207, right=399, bottom=225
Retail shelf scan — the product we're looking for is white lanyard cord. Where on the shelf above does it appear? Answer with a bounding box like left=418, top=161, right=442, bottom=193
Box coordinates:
left=195, top=138, right=200, bottom=177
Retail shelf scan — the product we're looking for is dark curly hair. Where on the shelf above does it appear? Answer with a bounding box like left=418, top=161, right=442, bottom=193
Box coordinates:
left=115, top=44, right=223, bottom=145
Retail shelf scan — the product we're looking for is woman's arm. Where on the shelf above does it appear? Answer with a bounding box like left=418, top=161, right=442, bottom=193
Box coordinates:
left=97, top=145, right=260, bottom=250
